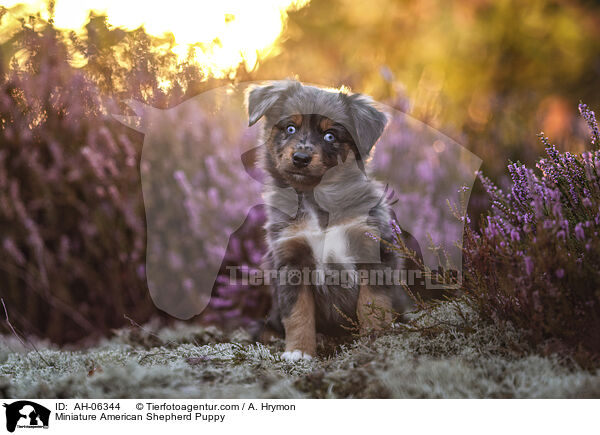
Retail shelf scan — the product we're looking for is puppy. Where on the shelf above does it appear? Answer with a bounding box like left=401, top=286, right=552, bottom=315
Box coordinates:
left=247, top=80, right=411, bottom=361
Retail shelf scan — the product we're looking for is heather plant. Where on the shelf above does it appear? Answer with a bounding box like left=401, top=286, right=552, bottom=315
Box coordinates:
left=463, top=104, right=600, bottom=360
left=0, top=27, right=150, bottom=343
left=0, top=20, right=265, bottom=343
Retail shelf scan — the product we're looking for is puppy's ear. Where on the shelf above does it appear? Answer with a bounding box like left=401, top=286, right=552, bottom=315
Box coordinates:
left=246, top=81, right=298, bottom=126
left=347, top=94, right=389, bottom=157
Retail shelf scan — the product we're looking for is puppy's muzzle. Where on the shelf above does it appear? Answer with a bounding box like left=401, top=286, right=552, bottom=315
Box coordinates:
left=292, top=152, right=312, bottom=168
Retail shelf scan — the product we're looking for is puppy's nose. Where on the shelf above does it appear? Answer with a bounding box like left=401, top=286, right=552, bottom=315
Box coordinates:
left=292, top=152, right=312, bottom=168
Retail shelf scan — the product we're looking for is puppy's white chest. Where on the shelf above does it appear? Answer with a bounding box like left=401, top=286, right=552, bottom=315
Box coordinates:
left=305, top=219, right=354, bottom=265
left=279, top=213, right=380, bottom=265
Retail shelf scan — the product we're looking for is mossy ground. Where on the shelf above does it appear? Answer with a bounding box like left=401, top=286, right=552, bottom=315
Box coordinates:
left=1, top=302, right=599, bottom=398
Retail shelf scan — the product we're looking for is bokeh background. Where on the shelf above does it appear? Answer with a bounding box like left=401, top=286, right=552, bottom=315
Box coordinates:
left=1, top=0, right=599, bottom=344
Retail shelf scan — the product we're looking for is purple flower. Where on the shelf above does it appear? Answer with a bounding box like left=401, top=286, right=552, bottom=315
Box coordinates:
left=365, top=232, right=380, bottom=242
left=390, top=219, right=402, bottom=237
left=579, top=103, right=600, bottom=148
left=510, top=228, right=520, bottom=241
left=524, top=257, right=534, bottom=276
left=575, top=223, right=586, bottom=241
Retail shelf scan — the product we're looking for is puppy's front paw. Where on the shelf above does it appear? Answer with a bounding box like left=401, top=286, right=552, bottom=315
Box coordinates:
left=281, top=350, right=313, bottom=362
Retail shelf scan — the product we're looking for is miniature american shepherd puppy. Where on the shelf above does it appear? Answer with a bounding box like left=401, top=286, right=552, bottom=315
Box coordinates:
left=247, top=80, right=411, bottom=361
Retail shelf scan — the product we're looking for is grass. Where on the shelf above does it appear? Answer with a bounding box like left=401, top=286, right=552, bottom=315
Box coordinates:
left=1, top=301, right=599, bottom=399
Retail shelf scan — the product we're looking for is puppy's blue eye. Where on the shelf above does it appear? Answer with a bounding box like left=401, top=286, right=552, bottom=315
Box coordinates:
left=286, top=125, right=296, bottom=134
left=323, top=132, right=336, bottom=143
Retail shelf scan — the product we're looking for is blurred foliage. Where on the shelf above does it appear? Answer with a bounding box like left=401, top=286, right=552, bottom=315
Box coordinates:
left=258, top=0, right=600, bottom=181
left=0, top=25, right=151, bottom=343
left=0, top=15, right=260, bottom=344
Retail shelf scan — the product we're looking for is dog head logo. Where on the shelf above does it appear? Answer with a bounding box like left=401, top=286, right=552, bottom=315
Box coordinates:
left=3, top=401, right=50, bottom=432
left=114, top=81, right=481, bottom=318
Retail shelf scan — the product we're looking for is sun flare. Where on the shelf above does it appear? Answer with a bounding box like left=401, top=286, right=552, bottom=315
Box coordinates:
left=0, top=0, right=309, bottom=77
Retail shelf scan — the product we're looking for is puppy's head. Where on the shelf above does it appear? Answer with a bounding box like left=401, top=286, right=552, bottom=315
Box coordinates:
left=247, top=80, right=388, bottom=191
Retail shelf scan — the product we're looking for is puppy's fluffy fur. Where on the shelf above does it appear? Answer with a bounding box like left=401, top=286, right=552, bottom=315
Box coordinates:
left=247, top=80, right=411, bottom=361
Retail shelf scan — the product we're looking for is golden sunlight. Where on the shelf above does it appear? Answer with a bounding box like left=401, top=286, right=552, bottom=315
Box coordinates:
left=0, top=0, right=309, bottom=77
